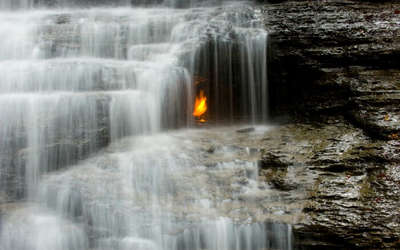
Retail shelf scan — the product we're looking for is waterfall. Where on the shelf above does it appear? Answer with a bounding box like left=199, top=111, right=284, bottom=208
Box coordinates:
left=0, top=1, right=289, bottom=250
left=0, top=0, right=232, bottom=9
left=0, top=0, right=32, bottom=9
left=0, top=8, right=193, bottom=199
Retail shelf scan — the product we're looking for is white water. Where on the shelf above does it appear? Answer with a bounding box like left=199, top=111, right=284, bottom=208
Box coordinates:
left=0, top=1, right=289, bottom=249
left=1, top=128, right=293, bottom=250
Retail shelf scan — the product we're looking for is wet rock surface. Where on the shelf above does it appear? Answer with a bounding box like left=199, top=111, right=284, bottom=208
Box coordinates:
left=259, top=117, right=400, bottom=249
left=261, top=0, right=400, bottom=248
left=263, top=0, right=400, bottom=140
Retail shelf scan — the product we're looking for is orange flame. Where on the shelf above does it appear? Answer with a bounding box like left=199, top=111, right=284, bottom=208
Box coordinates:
left=193, top=90, right=207, bottom=117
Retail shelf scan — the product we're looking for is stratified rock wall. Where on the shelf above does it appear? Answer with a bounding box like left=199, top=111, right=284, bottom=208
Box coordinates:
left=261, top=1, right=400, bottom=248
left=264, top=0, right=400, bottom=140
left=259, top=117, right=400, bottom=249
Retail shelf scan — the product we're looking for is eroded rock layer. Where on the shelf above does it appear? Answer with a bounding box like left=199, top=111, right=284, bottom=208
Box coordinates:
left=260, top=1, right=400, bottom=248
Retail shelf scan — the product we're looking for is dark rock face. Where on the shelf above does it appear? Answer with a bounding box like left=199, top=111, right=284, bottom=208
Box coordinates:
left=260, top=0, right=400, bottom=248
left=259, top=151, right=290, bottom=169
left=259, top=118, right=400, bottom=249
left=259, top=151, right=298, bottom=191
left=348, top=69, right=400, bottom=139
left=264, top=0, right=400, bottom=140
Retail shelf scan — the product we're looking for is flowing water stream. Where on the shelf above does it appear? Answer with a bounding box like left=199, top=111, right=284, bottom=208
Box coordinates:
left=0, top=1, right=291, bottom=249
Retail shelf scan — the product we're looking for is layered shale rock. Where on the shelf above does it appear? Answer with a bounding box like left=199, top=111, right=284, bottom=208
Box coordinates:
left=259, top=118, right=400, bottom=249
left=264, top=0, right=400, bottom=139
left=260, top=0, right=400, bottom=248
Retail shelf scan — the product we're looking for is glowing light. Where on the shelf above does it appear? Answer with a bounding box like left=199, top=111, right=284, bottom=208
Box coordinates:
left=193, top=90, right=207, bottom=117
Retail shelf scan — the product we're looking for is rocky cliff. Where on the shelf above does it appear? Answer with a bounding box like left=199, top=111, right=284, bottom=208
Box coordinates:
left=260, top=0, right=400, bottom=248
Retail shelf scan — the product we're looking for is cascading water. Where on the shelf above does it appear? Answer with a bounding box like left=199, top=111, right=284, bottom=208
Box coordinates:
left=0, top=1, right=292, bottom=250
